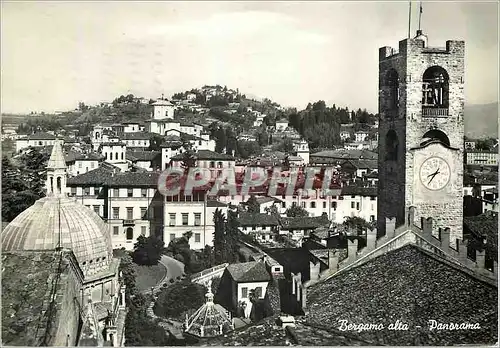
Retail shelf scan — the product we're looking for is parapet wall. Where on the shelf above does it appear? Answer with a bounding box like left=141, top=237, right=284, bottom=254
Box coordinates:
left=309, top=206, right=497, bottom=287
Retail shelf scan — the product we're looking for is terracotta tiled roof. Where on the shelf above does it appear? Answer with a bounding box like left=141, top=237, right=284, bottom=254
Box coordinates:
left=280, top=215, right=330, bottom=230
left=238, top=213, right=280, bottom=227
left=67, top=167, right=114, bottom=186
left=121, top=132, right=151, bottom=140
left=126, top=151, right=160, bottom=162
left=464, top=212, right=498, bottom=260
left=340, top=185, right=377, bottom=197
left=106, top=172, right=160, bottom=187
left=305, top=244, right=498, bottom=345
left=226, top=261, right=271, bottom=282
left=1, top=251, right=71, bottom=346
left=171, top=150, right=235, bottom=161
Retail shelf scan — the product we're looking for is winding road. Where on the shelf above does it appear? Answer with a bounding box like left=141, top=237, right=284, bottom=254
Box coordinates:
left=146, top=255, right=186, bottom=339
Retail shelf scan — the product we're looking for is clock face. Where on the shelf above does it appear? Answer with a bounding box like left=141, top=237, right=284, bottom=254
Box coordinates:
left=419, top=156, right=451, bottom=191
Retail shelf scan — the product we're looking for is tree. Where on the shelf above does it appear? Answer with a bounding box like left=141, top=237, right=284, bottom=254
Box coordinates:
left=213, top=209, right=227, bottom=264
left=237, top=140, right=262, bottom=159
left=343, top=216, right=373, bottom=234
left=181, top=144, right=197, bottom=170
left=285, top=205, right=309, bottom=218
left=264, top=204, right=280, bottom=219
left=132, top=235, right=166, bottom=266
left=246, top=196, right=260, bottom=213
left=2, top=149, right=48, bottom=222
left=148, top=134, right=165, bottom=151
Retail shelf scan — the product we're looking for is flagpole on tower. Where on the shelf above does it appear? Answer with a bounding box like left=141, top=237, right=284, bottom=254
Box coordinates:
left=408, top=1, right=412, bottom=38
left=418, top=1, right=423, bottom=31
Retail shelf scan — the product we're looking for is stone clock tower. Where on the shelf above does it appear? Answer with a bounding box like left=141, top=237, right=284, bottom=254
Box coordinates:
left=377, top=30, right=465, bottom=245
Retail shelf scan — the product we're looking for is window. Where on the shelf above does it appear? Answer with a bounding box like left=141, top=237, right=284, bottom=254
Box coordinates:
left=182, top=213, right=189, bottom=226
left=113, top=207, right=120, bottom=219
left=301, top=202, right=306, bottom=208
left=210, top=161, right=215, bottom=168
left=351, top=195, right=356, bottom=199
left=169, top=213, right=176, bottom=226
left=194, top=213, right=201, bottom=226
left=94, top=187, right=100, bottom=195
left=323, top=202, right=327, bottom=209
left=310, top=202, right=316, bottom=208
left=141, top=188, right=147, bottom=197
left=170, top=233, right=176, bottom=241
left=356, top=202, right=360, bottom=210
left=113, top=226, right=119, bottom=235
left=93, top=205, right=100, bottom=214
left=70, top=187, right=76, bottom=196
left=370, top=196, right=376, bottom=201
left=140, top=207, right=147, bottom=218
left=127, top=207, right=133, bottom=220
left=241, top=287, right=248, bottom=298
left=386, top=69, right=399, bottom=111
left=78, top=162, right=82, bottom=168
left=91, top=162, right=95, bottom=169
left=351, top=202, right=355, bottom=209
left=422, top=66, right=449, bottom=109
left=126, top=227, right=134, bottom=240
left=282, top=202, right=286, bottom=208
left=113, top=188, right=119, bottom=197
left=195, top=233, right=201, bottom=243
left=127, top=188, right=133, bottom=197
left=84, top=187, right=90, bottom=196
left=370, top=215, right=375, bottom=222
left=141, top=226, right=146, bottom=236
left=385, top=129, right=399, bottom=161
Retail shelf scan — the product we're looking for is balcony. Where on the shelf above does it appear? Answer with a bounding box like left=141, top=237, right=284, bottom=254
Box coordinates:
left=422, top=107, right=449, bottom=117
left=123, top=219, right=135, bottom=226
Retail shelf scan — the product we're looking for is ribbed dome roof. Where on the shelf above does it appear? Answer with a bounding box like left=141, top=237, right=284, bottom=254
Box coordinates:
left=2, top=196, right=112, bottom=276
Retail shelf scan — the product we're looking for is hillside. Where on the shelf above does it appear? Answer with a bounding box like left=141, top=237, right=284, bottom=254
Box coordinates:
left=464, top=102, right=498, bottom=139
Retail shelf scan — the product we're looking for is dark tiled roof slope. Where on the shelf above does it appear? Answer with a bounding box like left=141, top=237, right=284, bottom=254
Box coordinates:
left=126, top=151, right=160, bottom=162
left=67, top=167, right=114, bottom=186
left=201, top=316, right=371, bottom=346
left=171, top=150, right=234, bottom=161
left=106, top=172, right=160, bottom=187
left=226, top=261, right=271, bottom=282
left=1, top=252, right=68, bottom=346
left=305, top=244, right=498, bottom=346
left=341, top=185, right=377, bottom=197
left=464, top=212, right=498, bottom=260
left=238, top=213, right=280, bottom=226
left=280, top=215, right=330, bottom=230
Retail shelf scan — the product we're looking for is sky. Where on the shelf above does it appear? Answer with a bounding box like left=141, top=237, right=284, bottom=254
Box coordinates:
left=1, top=1, right=498, bottom=114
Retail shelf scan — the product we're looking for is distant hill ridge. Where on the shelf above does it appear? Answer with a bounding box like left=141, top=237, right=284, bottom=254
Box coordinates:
left=464, top=102, right=498, bottom=139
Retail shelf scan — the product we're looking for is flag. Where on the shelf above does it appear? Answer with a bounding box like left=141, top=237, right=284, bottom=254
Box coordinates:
left=420, top=3, right=423, bottom=13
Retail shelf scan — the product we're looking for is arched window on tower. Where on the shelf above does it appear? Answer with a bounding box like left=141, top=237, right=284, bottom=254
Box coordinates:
left=422, top=66, right=449, bottom=116
left=420, top=129, right=451, bottom=147
left=385, top=130, right=399, bottom=161
left=386, top=69, right=399, bottom=112
left=50, top=177, right=54, bottom=194
left=56, top=177, right=62, bottom=194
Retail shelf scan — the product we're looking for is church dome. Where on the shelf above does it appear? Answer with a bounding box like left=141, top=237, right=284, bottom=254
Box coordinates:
left=1, top=196, right=113, bottom=276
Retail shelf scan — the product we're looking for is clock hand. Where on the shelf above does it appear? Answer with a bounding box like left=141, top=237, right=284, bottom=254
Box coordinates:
left=428, top=172, right=438, bottom=185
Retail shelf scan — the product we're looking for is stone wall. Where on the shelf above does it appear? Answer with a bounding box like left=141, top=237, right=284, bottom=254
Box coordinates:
left=51, top=254, right=83, bottom=346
